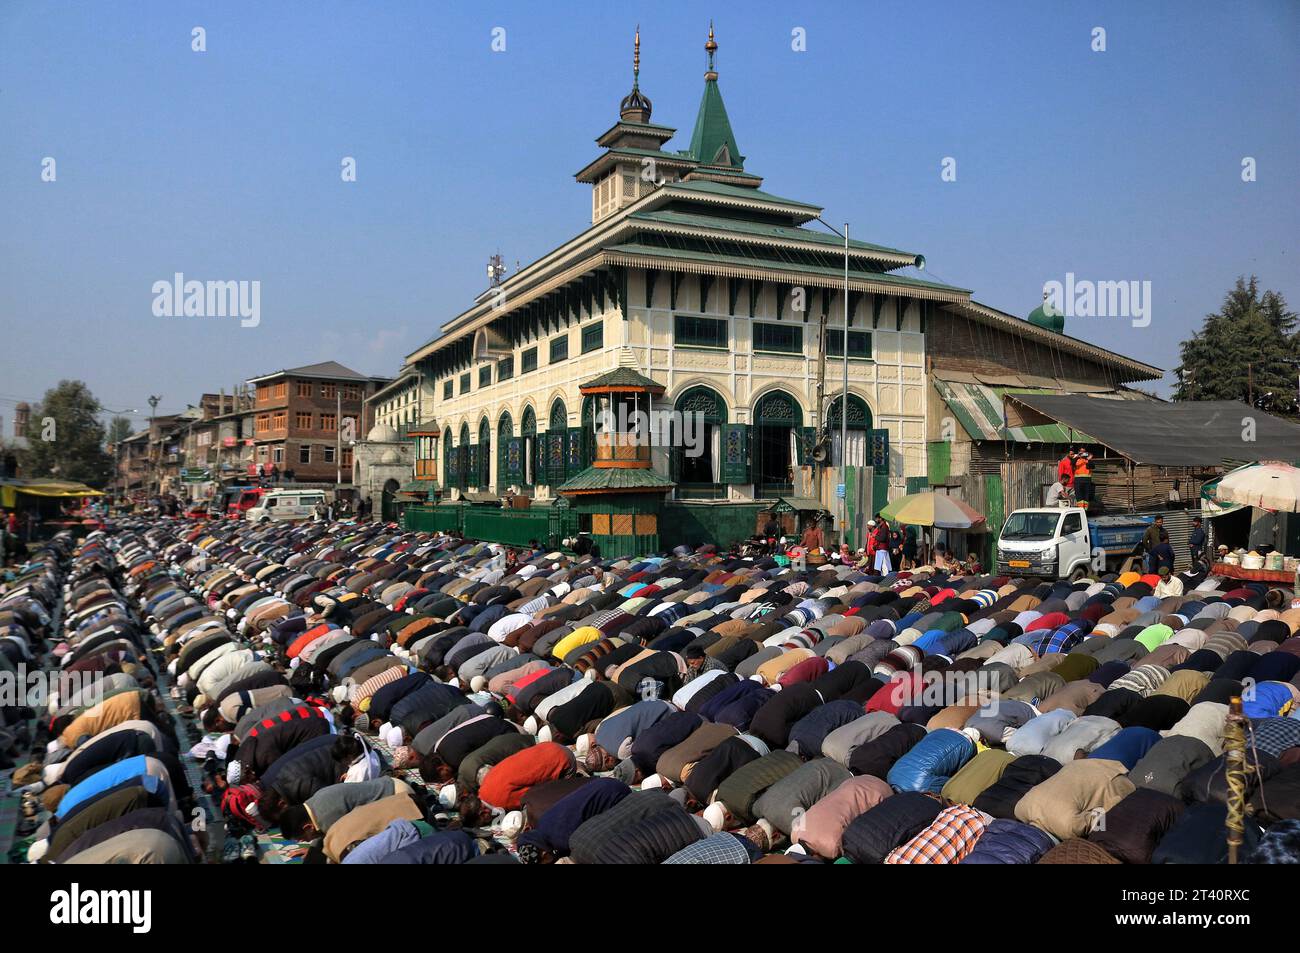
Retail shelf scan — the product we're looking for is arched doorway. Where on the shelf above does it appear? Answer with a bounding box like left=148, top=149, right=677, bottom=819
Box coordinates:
left=673, top=385, right=726, bottom=498
left=521, top=406, right=537, bottom=489
left=497, top=411, right=515, bottom=491
left=753, top=390, right=801, bottom=497
left=381, top=478, right=400, bottom=522
left=546, top=399, right=568, bottom=487
left=826, top=393, right=871, bottom=467
left=477, top=417, right=491, bottom=490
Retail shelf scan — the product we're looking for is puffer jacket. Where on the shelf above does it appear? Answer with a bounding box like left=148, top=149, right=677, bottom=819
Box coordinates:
left=887, top=728, right=976, bottom=794
left=588, top=804, right=704, bottom=865
left=840, top=791, right=943, bottom=865
left=960, top=818, right=1055, bottom=864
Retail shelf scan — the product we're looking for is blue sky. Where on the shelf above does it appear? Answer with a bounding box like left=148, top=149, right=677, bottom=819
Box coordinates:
left=1, top=0, right=1296, bottom=426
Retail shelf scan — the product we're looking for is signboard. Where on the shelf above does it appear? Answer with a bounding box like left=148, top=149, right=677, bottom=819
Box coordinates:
left=835, top=483, right=845, bottom=499
left=181, top=468, right=210, bottom=483
left=223, top=436, right=236, bottom=447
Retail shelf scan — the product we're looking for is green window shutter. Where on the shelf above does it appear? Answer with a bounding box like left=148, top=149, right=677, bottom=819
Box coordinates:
left=566, top=427, right=584, bottom=478
left=467, top=444, right=479, bottom=485
left=869, top=428, right=890, bottom=474
left=545, top=432, right=567, bottom=485
left=722, top=423, right=750, bottom=483
left=505, top=437, right=523, bottom=482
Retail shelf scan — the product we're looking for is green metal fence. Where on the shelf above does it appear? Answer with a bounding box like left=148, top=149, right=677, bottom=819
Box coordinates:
left=404, top=501, right=577, bottom=548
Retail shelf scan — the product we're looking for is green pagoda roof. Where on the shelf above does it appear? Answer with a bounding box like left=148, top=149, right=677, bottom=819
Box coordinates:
left=579, top=367, right=665, bottom=392
left=558, top=466, right=675, bottom=494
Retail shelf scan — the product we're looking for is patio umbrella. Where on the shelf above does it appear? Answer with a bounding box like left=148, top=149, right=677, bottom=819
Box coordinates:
left=1215, top=462, right=1300, bottom=513
left=879, top=492, right=987, bottom=529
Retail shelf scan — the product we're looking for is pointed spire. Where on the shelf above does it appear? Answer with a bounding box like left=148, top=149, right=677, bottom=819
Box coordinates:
left=689, top=23, right=743, bottom=169
left=619, top=25, right=652, bottom=123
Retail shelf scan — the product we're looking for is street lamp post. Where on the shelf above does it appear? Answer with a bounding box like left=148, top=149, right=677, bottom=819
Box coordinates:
left=815, top=216, right=853, bottom=547
left=100, top=406, right=138, bottom=502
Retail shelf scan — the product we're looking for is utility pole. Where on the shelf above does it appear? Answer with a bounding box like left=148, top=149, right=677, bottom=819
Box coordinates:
left=147, top=395, right=161, bottom=497
left=1247, top=362, right=1254, bottom=407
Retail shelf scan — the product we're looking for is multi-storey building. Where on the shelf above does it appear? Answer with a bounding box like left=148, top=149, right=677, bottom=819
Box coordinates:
left=246, top=361, right=390, bottom=483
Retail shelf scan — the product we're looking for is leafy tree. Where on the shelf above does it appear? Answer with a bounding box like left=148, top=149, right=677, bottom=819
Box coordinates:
left=1174, top=276, right=1300, bottom=418
left=18, top=380, right=115, bottom=486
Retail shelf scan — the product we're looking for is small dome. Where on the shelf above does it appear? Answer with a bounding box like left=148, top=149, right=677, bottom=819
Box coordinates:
left=619, top=87, right=652, bottom=123
left=379, top=449, right=401, bottom=465
left=367, top=421, right=400, bottom=442
left=1027, top=302, right=1065, bottom=334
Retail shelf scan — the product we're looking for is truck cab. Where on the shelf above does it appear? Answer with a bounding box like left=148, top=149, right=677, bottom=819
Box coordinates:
left=997, top=506, right=1157, bottom=579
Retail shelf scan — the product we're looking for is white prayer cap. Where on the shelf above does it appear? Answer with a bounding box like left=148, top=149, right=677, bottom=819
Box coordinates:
left=574, top=733, right=593, bottom=759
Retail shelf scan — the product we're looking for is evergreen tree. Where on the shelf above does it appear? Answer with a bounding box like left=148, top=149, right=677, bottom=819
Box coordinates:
left=1174, top=276, right=1300, bottom=418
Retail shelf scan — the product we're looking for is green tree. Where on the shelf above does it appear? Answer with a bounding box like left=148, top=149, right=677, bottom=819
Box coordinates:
left=107, top=416, right=133, bottom=446
left=18, top=380, right=115, bottom=486
left=1174, top=276, right=1300, bottom=418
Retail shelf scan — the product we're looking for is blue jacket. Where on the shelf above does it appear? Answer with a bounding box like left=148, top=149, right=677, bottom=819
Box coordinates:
left=887, top=728, right=975, bottom=793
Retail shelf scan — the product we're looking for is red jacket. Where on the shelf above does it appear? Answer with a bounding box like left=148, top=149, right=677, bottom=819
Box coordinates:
left=478, top=742, right=575, bottom=811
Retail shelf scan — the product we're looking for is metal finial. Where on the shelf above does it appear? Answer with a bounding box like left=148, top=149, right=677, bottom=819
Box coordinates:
left=705, top=21, right=718, bottom=78
left=633, top=25, right=640, bottom=87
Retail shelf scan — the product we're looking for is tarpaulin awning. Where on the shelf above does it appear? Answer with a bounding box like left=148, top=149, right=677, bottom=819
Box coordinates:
left=1002, top=395, right=1300, bottom=467
left=0, top=479, right=104, bottom=507
left=933, top=379, right=1107, bottom=443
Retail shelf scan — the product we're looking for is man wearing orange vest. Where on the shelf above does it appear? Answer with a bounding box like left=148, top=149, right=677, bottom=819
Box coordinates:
left=1072, top=447, right=1094, bottom=508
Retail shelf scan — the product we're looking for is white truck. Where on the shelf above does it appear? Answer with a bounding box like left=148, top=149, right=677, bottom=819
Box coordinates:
left=995, top=507, right=1166, bottom=580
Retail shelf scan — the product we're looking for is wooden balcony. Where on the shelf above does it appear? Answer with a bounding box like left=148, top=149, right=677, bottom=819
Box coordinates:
left=594, top=432, right=650, bottom=468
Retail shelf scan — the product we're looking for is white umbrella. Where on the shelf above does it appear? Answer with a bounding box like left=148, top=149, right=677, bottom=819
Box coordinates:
left=1216, top=462, right=1300, bottom=513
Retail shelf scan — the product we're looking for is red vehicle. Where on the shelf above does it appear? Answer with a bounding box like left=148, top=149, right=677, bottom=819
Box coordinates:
left=186, top=502, right=209, bottom=518
left=227, top=487, right=265, bottom=519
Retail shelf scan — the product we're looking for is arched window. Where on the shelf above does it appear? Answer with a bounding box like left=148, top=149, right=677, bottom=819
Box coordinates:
left=546, top=399, right=568, bottom=486
left=521, top=406, right=537, bottom=488
left=497, top=411, right=514, bottom=490
left=477, top=417, right=491, bottom=489
left=458, top=422, right=471, bottom=492
left=753, top=390, right=802, bottom=497
left=442, top=427, right=455, bottom=489
left=672, top=385, right=726, bottom=498
left=826, top=393, right=872, bottom=467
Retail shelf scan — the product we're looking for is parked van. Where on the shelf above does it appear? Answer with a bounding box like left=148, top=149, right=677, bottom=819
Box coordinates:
left=246, top=489, right=328, bottom=523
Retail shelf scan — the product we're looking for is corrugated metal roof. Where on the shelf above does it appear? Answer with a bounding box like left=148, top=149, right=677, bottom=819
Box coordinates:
left=934, top=379, right=1097, bottom=444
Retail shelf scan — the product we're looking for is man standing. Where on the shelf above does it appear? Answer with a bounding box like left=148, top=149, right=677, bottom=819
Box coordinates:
left=1188, top=516, right=1207, bottom=567
left=1071, top=447, right=1093, bottom=508
left=1057, top=450, right=1076, bottom=492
